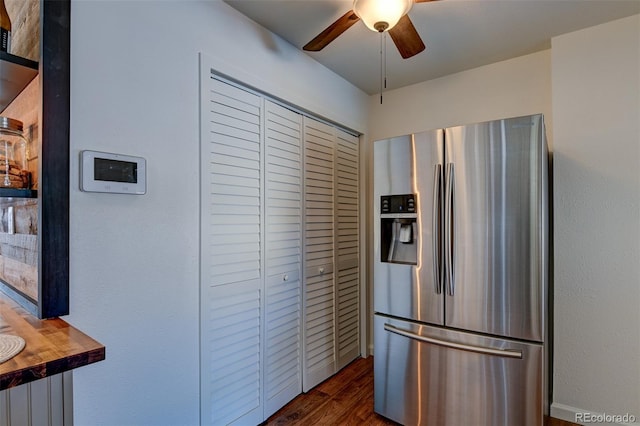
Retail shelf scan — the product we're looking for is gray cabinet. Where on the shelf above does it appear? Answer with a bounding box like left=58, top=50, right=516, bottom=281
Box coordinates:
left=0, top=373, right=73, bottom=426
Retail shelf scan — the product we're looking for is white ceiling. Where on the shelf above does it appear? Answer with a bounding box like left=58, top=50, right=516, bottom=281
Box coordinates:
left=224, top=0, right=640, bottom=94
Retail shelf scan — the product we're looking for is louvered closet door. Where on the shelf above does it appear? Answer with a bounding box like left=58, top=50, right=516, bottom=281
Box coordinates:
left=264, top=101, right=303, bottom=417
left=302, top=117, right=336, bottom=392
left=335, top=129, right=360, bottom=370
left=201, top=78, right=263, bottom=426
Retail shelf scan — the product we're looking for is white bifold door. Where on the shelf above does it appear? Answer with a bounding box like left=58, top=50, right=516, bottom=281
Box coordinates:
left=200, top=79, right=302, bottom=425
left=201, top=78, right=265, bottom=426
left=200, top=73, right=359, bottom=425
left=302, top=118, right=360, bottom=391
left=334, top=128, right=360, bottom=372
left=263, top=101, right=303, bottom=417
left=302, top=118, right=336, bottom=391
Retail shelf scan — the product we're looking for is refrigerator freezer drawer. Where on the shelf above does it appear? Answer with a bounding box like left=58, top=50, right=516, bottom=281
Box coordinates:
left=374, top=315, right=544, bottom=426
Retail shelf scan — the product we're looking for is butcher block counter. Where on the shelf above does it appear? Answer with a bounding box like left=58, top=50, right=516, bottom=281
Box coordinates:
left=0, top=291, right=105, bottom=390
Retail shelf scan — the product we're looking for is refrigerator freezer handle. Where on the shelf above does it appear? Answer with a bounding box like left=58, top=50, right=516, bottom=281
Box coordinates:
left=445, top=163, right=455, bottom=296
left=432, top=164, right=443, bottom=294
left=384, top=323, right=523, bottom=359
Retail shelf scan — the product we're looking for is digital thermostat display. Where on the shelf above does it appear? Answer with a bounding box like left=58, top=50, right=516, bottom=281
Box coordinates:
left=80, top=150, right=146, bottom=194
left=94, top=158, right=137, bottom=183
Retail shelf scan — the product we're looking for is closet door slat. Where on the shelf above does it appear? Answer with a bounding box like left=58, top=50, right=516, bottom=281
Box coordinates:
left=335, top=129, right=360, bottom=370
left=201, top=78, right=263, bottom=426
left=264, top=101, right=303, bottom=417
left=302, top=117, right=336, bottom=392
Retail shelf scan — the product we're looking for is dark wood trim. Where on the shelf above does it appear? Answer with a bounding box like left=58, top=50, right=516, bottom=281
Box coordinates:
left=0, top=51, right=38, bottom=70
left=0, top=188, right=37, bottom=198
left=0, top=51, right=38, bottom=109
left=38, top=0, right=70, bottom=318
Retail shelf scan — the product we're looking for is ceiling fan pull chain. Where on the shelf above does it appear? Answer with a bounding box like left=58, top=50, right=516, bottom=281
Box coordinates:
left=379, top=31, right=383, bottom=104
left=384, top=32, right=388, bottom=90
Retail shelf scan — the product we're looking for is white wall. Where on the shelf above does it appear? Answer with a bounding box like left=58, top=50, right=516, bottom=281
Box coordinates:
left=67, top=1, right=368, bottom=425
left=551, top=15, right=640, bottom=424
left=367, top=50, right=552, bottom=141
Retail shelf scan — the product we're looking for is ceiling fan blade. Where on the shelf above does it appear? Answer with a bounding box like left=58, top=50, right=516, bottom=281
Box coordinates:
left=388, top=14, right=426, bottom=59
left=303, top=10, right=361, bottom=52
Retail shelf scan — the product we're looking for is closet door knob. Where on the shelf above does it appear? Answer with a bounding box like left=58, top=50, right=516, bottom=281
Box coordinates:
left=319, top=267, right=325, bottom=274
left=283, top=274, right=289, bottom=281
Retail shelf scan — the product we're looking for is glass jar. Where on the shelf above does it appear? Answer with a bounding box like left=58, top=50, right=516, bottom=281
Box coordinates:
left=0, top=117, right=30, bottom=188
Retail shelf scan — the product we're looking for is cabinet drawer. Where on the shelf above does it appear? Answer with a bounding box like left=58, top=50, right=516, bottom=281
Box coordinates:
left=374, top=315, right=544, bottom=426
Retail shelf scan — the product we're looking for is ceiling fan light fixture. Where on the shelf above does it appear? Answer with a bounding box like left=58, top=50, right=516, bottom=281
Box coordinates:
left=353, top=0, right=414, bottom=33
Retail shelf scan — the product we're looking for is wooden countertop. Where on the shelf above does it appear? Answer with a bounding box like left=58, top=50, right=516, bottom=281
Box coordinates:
left=0, top=292, right=105, bottom=390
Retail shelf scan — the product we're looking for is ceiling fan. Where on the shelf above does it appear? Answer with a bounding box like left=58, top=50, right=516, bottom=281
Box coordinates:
left=303, top=0, right=438, bottom=59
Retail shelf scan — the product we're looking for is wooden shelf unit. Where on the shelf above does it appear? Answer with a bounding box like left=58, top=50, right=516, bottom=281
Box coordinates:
left=0, top=51, right=38, bottom=111
left=0, top=0, right=70, bottom=319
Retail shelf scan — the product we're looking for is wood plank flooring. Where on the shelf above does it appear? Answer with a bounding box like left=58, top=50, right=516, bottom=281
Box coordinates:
left=264, top=356, right=579, bottom=426
left=264, top=356, right=396, bottom=425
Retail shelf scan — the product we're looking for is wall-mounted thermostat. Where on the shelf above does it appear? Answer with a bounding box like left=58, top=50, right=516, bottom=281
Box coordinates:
left=80, top=150, right=146, bottom=194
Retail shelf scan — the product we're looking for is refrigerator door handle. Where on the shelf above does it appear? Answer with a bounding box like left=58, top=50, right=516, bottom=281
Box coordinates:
left=432, top=164, right=443, bottom=294
left=445, top=163, right=455, bottom=296
left=384, top=323, right=523, bottom=359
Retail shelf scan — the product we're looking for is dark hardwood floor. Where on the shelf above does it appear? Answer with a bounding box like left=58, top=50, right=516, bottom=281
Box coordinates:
left=264, top=356, right=579, bottom=426
left=264, top=356, right=396, bottom=425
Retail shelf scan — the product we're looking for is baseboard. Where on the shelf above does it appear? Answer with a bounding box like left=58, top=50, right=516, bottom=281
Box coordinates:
left=551, top=402, right=639, bottom=426
left=551, top=403, right=581, bottom=423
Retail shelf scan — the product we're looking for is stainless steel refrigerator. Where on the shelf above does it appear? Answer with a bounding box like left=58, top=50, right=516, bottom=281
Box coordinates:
left=373, top=114, right=549, bottom=425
